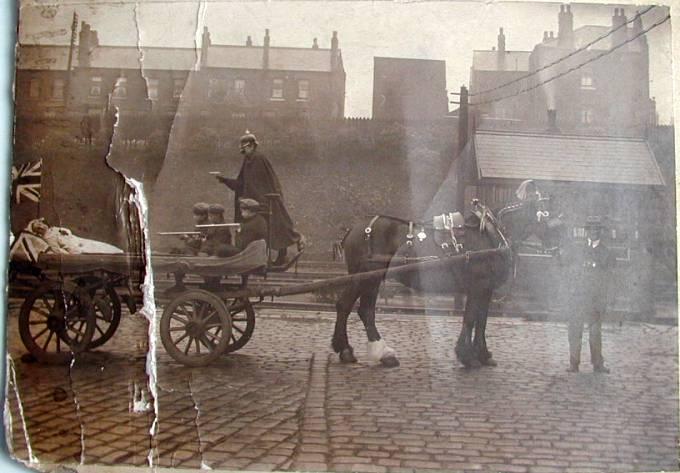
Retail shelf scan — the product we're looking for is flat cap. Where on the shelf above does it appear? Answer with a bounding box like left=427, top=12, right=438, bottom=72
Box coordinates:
left=239, top=198, right=261, bottom=210
left=192, top=202, right=210, bottom=215
left=208, top=203, right=225, bottom=214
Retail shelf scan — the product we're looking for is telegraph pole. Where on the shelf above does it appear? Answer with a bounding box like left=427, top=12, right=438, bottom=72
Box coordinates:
left=64, top=11, right=78, bottom=110
left=455, top=85, right=469, bottom=212
left=457, top=85, right=469, bottom=154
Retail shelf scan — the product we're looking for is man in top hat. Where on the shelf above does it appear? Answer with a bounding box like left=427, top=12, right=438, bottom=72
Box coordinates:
left=214, top=131, right=302, bottom=265
left=567, top=216, right=616, bottom=374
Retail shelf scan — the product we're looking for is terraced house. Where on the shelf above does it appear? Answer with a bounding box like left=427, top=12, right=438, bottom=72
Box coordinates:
left=15, top=20, right=346, bottom=122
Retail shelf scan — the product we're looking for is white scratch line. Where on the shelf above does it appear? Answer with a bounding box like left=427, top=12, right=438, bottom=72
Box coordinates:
left=5, top=355, right=38, bottom=464
left=69, top=356, right=87, bottom=464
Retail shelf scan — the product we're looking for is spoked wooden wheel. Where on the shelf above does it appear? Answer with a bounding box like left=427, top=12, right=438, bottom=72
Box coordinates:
left=19, top=281, right=96, bottom=364
left=160, top=289, right=232, bottom=367
left=224, top=298, right=255, bottom=353
left=76, top=276, right=122, bottom=349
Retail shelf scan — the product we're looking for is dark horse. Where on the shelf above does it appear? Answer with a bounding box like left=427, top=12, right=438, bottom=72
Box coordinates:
left=332, top=196, right=563, bottom=369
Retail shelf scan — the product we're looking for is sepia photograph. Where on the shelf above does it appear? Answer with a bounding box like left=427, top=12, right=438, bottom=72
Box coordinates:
left=4, top=0, right=678, bottom=472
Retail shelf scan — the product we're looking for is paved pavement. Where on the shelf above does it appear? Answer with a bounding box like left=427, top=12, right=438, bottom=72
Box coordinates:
left=4, top=301, right=679, bottom=473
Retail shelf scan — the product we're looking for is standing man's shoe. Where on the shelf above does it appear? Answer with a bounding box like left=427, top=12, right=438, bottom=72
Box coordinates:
left=593, top=365, right=610, bottom=374
left=566, top=364, right=579, bottom=373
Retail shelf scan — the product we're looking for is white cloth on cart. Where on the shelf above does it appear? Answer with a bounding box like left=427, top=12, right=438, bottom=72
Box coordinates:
left=43, top=226, right=124, bottom=255
left=10, top=219, right=124, bottom=261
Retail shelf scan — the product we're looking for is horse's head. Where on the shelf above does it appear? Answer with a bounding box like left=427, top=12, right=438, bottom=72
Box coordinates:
left=496, top=196, right=565, bottom=251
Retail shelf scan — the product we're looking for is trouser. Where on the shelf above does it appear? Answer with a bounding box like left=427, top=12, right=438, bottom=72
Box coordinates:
left=568, top=309, right=604, bottom=367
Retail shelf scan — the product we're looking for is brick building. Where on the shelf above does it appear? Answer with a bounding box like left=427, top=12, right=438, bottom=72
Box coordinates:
left=372, top=57, right=448, bottom=121
left=469, top=28, right=531, bottom=125
left=470, top=5, right=655, bottom=136
left=15, top=21, right=346, bottom=123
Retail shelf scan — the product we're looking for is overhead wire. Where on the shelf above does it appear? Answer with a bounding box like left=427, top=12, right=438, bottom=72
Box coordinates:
left=468, top=5, right=657, bottom=98
left=470, top=13, right=670, bottom=107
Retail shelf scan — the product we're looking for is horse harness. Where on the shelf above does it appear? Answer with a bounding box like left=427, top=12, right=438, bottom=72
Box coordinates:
left=363, top=213, right=480, bottom=260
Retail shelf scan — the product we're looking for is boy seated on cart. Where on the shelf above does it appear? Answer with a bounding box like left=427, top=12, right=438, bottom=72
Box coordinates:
left=167, top=198, right=268, bottom=293
left=203, top=204, right=234, bottom=256
left=172, top=202, right=210, bottom=256
left=213, top=198, right=267, bottom=257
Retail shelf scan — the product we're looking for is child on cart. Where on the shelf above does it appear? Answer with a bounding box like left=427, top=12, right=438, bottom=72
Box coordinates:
left=214, top=198, right=267, bottom=257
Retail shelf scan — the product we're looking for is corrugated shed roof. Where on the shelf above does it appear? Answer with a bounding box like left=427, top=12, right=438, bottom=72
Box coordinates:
left=474, top=131, right=664, bottom=186
left=472, top=50, right=531, bottom=72
left=17, top=45, right=72, bottom=70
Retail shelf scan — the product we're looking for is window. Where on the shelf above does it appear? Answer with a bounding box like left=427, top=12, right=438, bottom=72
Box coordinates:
left=147, top=78, right=159, bottom=101
left=112, top=77, right=128, bottom=98
left=52, top=79, right=65, bottom=100
left=173, top=78, right=184, bottom=98
left=233, top=79, right=245, bottom=96
left=297, top=80, right=309, bottom=100
left=231, top=112, right=246, bottom=119
left=581, top=109, right=594, bottom=124
left=29, top=79, right=40, bottom=99
left=208, top=79, right=226, bottom=101
left=581, top=74, right=594, bottom=90
left=89, top=76, right=102, bottom=97
left=271, top=79, right=284, bottom=100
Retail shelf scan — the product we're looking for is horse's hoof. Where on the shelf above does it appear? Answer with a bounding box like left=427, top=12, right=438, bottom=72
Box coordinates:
left=481, top=358, right=497, bottom=367
left=465, top=359, right=482, bottom=369
left=380, top=355, right=400, bottom=368
left=339, top=348, right=357, bottom=363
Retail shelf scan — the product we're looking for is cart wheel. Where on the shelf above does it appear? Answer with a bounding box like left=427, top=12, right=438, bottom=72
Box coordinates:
left=77, top=278, right=122, bottom=349
left=224, top=298, right=255, bottom=353
left=160, top=289, right=232, bottom=367
left=19, top=281, right=96, bottom=364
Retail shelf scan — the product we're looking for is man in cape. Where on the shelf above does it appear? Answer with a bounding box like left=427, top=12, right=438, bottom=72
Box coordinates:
left=215, top=132, right=302, bottom=265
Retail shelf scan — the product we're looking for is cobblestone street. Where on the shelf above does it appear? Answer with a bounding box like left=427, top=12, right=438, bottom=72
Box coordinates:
left=5, top=302, right=678, bottom=473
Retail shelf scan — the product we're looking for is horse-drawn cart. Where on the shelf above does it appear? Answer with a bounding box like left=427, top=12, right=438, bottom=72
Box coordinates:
left=11, top=235, right=510, bottom=367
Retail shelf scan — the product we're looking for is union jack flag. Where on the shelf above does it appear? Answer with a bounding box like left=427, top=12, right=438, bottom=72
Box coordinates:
left=11, top=160, right=42, bottom=204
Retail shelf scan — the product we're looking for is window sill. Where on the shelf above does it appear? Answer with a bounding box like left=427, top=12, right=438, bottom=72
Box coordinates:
left=270, top=97, right=286, bottom=102
left=296, top=98, right=309, bottom=102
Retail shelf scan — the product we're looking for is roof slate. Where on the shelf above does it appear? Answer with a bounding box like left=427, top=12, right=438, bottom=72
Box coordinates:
left=17, top=45, right=72, bottom=70
left=474, top=131, right=664, bottom=186
left=18, top=43, right=337, bottom=73
left=269, top=47, right=332, bottom=72
left=207, top=45, right=263, bottom=69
